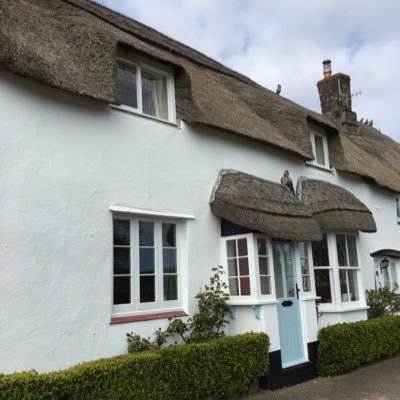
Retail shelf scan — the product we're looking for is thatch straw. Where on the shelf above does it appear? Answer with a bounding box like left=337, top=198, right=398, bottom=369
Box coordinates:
left=210, top=170, right=322, bottom=241
left=1, top=0, right=400, bottom=193
left=297, top=178, right=377, bottom=233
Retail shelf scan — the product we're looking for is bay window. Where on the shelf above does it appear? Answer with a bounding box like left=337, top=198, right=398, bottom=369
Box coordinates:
left=312, top=235, right=333, bottom=304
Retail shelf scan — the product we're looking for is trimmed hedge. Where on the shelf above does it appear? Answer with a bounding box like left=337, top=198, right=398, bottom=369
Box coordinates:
left=0, top=332, right=269, bottom=400
left=317, top=316, right=400, bottom=376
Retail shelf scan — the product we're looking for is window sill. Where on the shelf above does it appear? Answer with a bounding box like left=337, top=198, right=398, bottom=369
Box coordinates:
left=110, top=310, right=188, bottom=325
left=305, top=161, right=334, bottom=173
left=319, top=305, right=369, bottom=314
left=110, top=104, right=179, bottom=127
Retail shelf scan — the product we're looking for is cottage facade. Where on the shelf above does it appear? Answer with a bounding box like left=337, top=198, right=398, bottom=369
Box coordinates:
left=1, top=0, right=400, bottom=388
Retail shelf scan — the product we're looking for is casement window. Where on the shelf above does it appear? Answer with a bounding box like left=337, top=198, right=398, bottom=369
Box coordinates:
left=222, top=234, right=273, bottom=302
left=310, top=130, right=330, bottom=168
left=396, top=198, right=400, bottom=224
left=312, top=234, right=333, bottom=303
left=312, top=233, right=363, bottom=307
left=381, top=260, right=399, bottom=292
left=299, top=242, right=312, bottom=292
left=336, top=235, right=360, bottom=302
left=117, top=59, right=175, bottom=122
left=113, top=218, right=182, bottom=314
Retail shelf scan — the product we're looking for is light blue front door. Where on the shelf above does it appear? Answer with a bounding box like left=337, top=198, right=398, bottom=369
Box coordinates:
left=273, top=242, right=307, bottom=369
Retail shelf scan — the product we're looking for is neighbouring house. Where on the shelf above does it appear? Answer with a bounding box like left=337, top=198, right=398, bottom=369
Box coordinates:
left=1, top=0, right=400, bottom=390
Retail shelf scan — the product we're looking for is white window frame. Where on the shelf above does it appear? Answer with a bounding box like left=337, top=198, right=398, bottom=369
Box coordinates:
left=376, top=257, right=400, bottom=293
left=116, top=57, right=176, bottom=123
left=221, top=234, right=276, bottom=305
left=312, top=233, right=366, bottom=312
left=298, top=241, right=314, bottom=295
left=309, top=130, right=330, bottom=169
left=112, top=212, right=189, bottom=318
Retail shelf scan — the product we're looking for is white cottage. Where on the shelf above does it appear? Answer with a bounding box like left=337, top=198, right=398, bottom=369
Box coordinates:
left=1, top=0, right=400, bottom=390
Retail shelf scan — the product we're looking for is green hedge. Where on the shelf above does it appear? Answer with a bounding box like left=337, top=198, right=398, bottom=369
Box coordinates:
left=317, top=316, right=400, bottom=376
left=0, top=332, right=269, bottom=400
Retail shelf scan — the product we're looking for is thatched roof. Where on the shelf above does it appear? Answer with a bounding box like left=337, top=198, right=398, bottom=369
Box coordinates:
left=210, top=170, right=322, bottom=241
left=297, top=178, right=377, bottom=233
left=370, top=249, right=400, bottom=259
left=1, top=0, right=400, bottom=192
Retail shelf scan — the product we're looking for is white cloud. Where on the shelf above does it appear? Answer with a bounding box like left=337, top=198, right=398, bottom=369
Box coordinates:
left=97, top=0, right=400, bottom=141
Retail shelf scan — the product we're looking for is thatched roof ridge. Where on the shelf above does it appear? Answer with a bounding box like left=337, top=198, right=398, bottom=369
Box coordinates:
left=297, top=178, right=377, bottom=233
left=210, top=170, right=322, bottom=241
left=1, top=0, right=400, bottom=192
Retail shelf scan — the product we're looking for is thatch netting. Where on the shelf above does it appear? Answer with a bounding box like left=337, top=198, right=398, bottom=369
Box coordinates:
left=297, top=178, right=377, bottom=233
left=210, top=170, right=322, bottom=241
left=1, top=0, right=400, bottom=192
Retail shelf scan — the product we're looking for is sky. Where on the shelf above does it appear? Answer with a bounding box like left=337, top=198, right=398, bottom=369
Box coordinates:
left=96, top=0, right=400, bottom=142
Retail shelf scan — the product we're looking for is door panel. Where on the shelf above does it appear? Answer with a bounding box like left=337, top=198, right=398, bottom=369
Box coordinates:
left=273, top=242, right=307, bottom=368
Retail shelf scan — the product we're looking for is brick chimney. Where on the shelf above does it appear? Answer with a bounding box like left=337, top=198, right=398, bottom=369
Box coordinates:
left=317, top=60, right=358, bottom=132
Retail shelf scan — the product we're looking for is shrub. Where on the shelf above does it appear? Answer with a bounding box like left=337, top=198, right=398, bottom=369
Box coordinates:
left=317, top=316, right=400, bottom=376
left=366, top=287, right=400, bottom=319
left=0, top=332, right=269, bottom=400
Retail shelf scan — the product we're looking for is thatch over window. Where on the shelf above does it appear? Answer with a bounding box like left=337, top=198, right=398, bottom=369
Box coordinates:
left=210, top=170, right=322, bottom=241
left=370, top=249, right=400, bottom=259
left=297, top=178, right=377, bottom=233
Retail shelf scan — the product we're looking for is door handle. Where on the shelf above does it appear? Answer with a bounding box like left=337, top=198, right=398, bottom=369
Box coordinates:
left=296, top=283, right=300, bottom=299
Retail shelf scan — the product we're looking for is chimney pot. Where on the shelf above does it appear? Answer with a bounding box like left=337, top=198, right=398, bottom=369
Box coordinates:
left=322, top=59, right=332, bottom=79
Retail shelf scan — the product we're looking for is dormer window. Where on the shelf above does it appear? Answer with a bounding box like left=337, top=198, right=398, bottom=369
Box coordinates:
left=310, top=130, right=330, bottom=168
left=117, top=58, right=176, bottom=123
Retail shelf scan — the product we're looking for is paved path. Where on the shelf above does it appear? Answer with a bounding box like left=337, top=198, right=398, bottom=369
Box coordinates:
left=251, top=353, right=400, bottom=400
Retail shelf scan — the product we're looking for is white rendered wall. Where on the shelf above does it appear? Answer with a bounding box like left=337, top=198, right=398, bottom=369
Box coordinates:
left=1, top=71, right=399, bottom=373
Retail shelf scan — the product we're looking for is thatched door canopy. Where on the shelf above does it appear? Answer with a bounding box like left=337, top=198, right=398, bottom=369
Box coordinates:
left=370, top=249, right=400, bottom=259
left=297, top=178, right=377, bottom=233
left=210, top=170, right=322, bottom=241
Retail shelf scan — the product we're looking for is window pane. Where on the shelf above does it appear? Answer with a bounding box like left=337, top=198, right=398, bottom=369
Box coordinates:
left=238, top=239, right=248, bottom=256
left=240, top=277, right=251, bottom=295
left=164, top=275, right=177, bottom=301
left=140, top=276, right=155, bottom=303
left=229, top=277, right=239, bottom=295
left=301, top=258, right=309, bottom=275
left=259, top=257, right=269, bottom=275
left=383, top=267, right=391, bottom=288
left=113, top=247, right=130, bottom=274
left=390, top=262, right=398, bottom=288
left=339, top=270, right=348, bottom=301
left=299, top=242, right=308, bottom=258
left=397, top=198, right=400, bottom=218
left=336, top=235, right=347, bottom=266
left=348, top=270, right=359, bottom=301
left=142, top=69, right=168, bottom=120
left=312, top=235, right=329, bottom=266
left=139, top=221, right=154, bottom=246
left=163, top=248, right=177, bottom=273
left=302, top=275, right=311, bottom=292
left=139, top=248, right=155, bottom=273
left=314, top=269, right=332, bottom=303
left=228, top=258, right=237, bottom=277
left=113, top=219, right=130, bottom=246
left=260, top=276, right=271, bottom=295
left=239, top=257, right=249, bottom=275
left=347, top=236, right=358, bottom=266
left=314, top=134, right=326, bottom=165
left=226, top=240, right=236, bottom=258
left=273, top=247, right=284, bottom=298
left=118, top=65, right=137, bottom=108
left=162, top=223, right=176, bottom=247
left=257, top=238, right=267, bottom=256
left=114, top=276, right=130, bottom=304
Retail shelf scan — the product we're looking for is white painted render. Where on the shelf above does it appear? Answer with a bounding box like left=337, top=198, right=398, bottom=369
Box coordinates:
left=1, top=70, right=399, bottom=373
